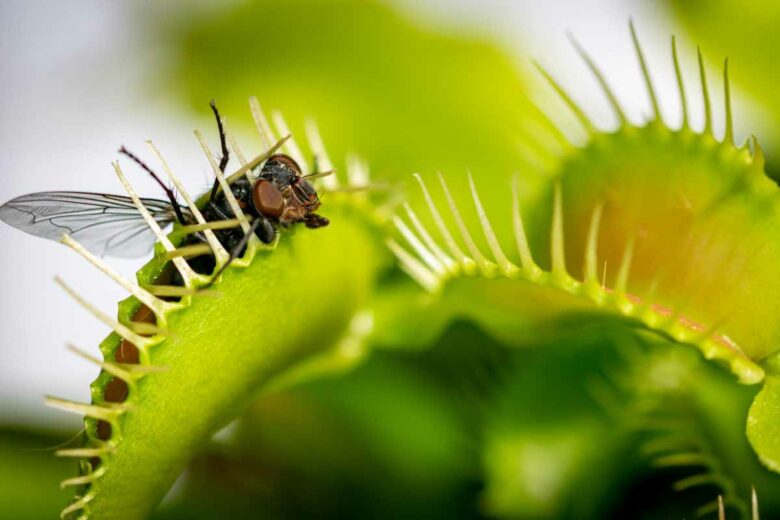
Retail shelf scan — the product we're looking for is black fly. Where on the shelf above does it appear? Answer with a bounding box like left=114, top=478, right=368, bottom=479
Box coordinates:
left=0, top=101, right=330, bottom=277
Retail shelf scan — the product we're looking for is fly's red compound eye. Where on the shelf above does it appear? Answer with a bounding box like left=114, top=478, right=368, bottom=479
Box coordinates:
left=252, top=179, right=285, bottom=218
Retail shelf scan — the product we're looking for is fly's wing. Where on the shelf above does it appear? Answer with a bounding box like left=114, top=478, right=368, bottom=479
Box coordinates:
left=0, top=191, right=182, bottom=258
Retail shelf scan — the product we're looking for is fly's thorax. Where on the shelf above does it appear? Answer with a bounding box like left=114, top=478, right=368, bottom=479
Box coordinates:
left=259, top=154, right=302, bottom=190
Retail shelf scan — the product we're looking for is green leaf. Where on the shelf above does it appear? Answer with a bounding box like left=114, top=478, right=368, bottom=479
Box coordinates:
left=61, top=197, right=384, bottom=518
left=748, top=376, right=780, bottom=473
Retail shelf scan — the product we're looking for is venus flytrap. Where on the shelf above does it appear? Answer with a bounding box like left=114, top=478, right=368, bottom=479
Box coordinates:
left=390, top=26, right=780, bottom=480
left=9, top=17, right=779, bottom=519
left=44, top=101, right=384, bottom=519
left=588, top=336, right=758, bottom=518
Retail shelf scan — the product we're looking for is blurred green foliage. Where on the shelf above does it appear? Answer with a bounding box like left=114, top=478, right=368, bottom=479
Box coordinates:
left=164, top=0, right=537, bottom=180
left=160, top=0, right=559, bottom=252
left=0, top=429, right=78, bottom=519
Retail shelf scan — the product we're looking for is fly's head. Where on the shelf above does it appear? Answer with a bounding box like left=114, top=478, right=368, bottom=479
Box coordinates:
left=256, top=153, right=327, bottom=226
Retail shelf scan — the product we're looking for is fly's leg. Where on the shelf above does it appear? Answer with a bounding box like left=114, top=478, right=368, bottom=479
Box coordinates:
left=255, top=215, right=275, bottom=243
left=303, top=213, right=329, bottom=229
left=204, top=199, right=243, bottom=251
left=208, top=200, right=233, bottom=220
left=208, top=100, right=230, bottom=203
left=119, top=146, right=188, bottom=225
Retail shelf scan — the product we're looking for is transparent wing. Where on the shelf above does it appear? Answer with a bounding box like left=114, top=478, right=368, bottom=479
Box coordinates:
left=0, top=191, right=182, bottom=258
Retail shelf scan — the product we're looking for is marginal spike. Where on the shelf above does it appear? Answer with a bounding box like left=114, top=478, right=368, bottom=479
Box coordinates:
left=271, top=110, right=309, bottom=172
left=698, top=47, right=713, bottom=135
left=550, top=181, right=571, bottom=281
left=61, top=234, right=172, bottom=317
left=652, top=452, right=710, bottom=468
left=222, top=118, right=276, bottom=251
left=694, top=499, right=721, bottom=518
left=145, top=140, right=229, bottom=265
left=516, top=121, right=557, bottom=164
left=44, top=396, right=124, bottom=422
left=413, top=173, right=474, bottom=272
left=752, top=487, right=760, bottom=520
left=614, top=236, right=635, bottom=297
left=347, top=154, right=370, bottom=188
left=534, top=62, right=596, bottom=134
left=124, top=317, right=164, bottom=334
left=163, top=243, right=215, bottom=260
left=179, top=219, right=242, bottom=234
left=249, top=96, right=277, bottom=150
left=223, top=135, right=291, bottom=186
left=520, top=104, right=572, bottom=156
left=438, top=172, right=495, bottom=276
left=67, top=344, right=133, bottom=383
left=641, top=434, right=696, bottom=456
left=403, top=203, right=456, bottom=272
left=393, top=216, right=445, bottom=276
left=723, top=58, right=734, bottom=145
left=61, top=471, right=104, bottom=489
left=54, top=276, right=153, bottom=349
left=60, top=493, right=93, bottom=519
left=569, top=33, right=628, bottom=126
left=585, top=375, right=623, bottom=416
left=512, top=176, right=542, bottom=279
left=516, top=139, right=549, bottom=174
left=304, top=118, right=338, bottom=189
left=630, top=21, right=660, bottom=121
left=194, top=129, right=251, bottom=234
left=55, top=446, right=111, bottom=458
left=673, top=472, right=719, bottom=491
left=112, top=161, right=198, bottom=287
left=584, top=203, right=604, bottom=288
left=468, top=172, right=519, bottom=277
left=672, top=36, right=688, bottom=128
left=719, top=495, right=726, bottom=520
left=387, top=239, right=440, bottom=292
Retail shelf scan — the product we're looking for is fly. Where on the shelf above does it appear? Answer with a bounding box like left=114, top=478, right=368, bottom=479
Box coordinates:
left=0, top=101, right=330, bottom=277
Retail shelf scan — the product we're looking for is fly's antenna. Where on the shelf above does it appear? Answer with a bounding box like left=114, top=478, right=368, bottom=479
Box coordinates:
left=118, top=146, right=188, bottom=225
left=208, top=100, right=230, bottom=202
